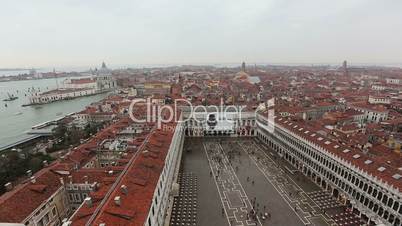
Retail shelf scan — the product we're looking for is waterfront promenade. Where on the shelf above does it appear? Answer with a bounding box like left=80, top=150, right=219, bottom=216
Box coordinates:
left=0, top=78, right=108, bottom=150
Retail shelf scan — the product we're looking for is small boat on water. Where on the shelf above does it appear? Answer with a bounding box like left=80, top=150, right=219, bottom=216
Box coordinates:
left=3, top=93, right=18, bottom=101
left=14, top=112, right=23, bottom=115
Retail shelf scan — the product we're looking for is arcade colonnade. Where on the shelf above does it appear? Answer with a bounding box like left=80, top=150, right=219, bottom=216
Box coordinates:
left=184, top=118, right=256, bottom=137
left=255, top=120, right=402, bottom=226
left=182, top=111, right=401, bottom=225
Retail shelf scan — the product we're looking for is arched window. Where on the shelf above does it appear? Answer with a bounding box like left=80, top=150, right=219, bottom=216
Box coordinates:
left=382, top=195, right=388, bottom=205
left=387, top=197, right=393, bottom=208
left=392, top=202, right=399, bottom=211
left=378, top=191, right=383, bottom=201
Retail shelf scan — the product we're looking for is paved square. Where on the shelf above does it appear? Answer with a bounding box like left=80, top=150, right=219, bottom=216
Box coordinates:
left=173, top=137, right=344, bottom=226
left=226, top=191, right=244, bottom=208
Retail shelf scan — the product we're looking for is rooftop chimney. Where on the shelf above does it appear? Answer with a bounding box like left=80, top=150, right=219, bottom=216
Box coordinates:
left=121, top=185, right=128, bottom=195
left=60, top=177, right=65, bottom=185
left=26, top=170, right=32, bottom=177
left=43, top=160, right=48, bottom=167
left=84, top=197, right=92, bottom=208
left=61, top=220, right=72, bottom=226
left=4, top=182, right=12, bottom=191
left=30, top=176, right=36, bottom=184
left=108, top=170, right=114, bottom=176
left=90, top=182, right=99, bottom=191
left=114, top=196, right=121, bottom=206
left=84, top=175, right=89, bottom=184
left=68, top=175, right=73, bottom=184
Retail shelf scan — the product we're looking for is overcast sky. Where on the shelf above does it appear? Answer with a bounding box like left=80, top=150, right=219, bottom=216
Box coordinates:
left=1, top=0, right=401, bottom=68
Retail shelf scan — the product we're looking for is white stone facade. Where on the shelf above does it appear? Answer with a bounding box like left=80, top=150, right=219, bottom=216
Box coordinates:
left=145, top=122, right=185, bottom=226
left=255, top=115, right=402, bottom=226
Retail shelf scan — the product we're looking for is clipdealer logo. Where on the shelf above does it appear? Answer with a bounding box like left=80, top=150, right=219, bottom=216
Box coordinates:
left=128, top=98, right=275, bottom=133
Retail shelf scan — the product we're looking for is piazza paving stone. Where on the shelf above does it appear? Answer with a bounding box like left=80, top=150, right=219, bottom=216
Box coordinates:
left=170, top=137, right=365, bottom=226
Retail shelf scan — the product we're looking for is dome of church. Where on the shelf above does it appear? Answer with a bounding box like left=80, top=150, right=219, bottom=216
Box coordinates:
left=97, top=62, right=111, bottom=75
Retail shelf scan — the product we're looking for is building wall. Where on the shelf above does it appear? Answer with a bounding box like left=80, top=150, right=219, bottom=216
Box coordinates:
left=145, top=122, right=185, bottom=226
left=63, top=79, right=97, bottom=90
left=96, top=75, right=117, bottom=90
left=386, top=79, right=401, bottom=85
left=255, top=116, right=402, bottom=226
left=30, top=89, right=97, bottom=104
left=95, top=150, right=121, bottom=168
left=350, top=107, right=389, bottom=123
left=353, top=114, right=366, bottom=124
left=372, top=85, right=386, bottom=91
left=65, top=183, right=92, bottom=211
left=183, top=111, right=256, bottom=137
left=303, top=104, right=343, bottom=121
left=23, top=187, right=69, bottom=226
left=368, top=96, right=391, bottom=105
left=142, top=83, right=171, bottom=96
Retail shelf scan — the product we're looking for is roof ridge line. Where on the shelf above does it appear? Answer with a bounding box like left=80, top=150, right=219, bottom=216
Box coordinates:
left=84, top=126, right=155, bottom=226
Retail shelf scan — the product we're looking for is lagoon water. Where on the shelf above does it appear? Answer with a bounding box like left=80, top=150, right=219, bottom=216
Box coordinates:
left=0, top=78, right=108, bottom=149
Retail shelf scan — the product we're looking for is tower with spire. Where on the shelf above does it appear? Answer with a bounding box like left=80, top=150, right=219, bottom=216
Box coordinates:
left=342, top=60, right=348, bottom=77
left=241, top=62, right=246, bottom=72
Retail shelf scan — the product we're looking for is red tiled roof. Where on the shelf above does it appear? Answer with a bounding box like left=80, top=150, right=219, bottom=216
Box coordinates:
left=77, top=106, right=97, bottom=115
left=71, top=173, right=118, bottom=226
left=269, top=115, right=402, bottom=190
left=349, top=102, right=389, bottom=113
left=0, top=166, right=63, bottom=223
left=0, top=116, right=140, bottom=223
left=70, top=78, right=95, bottom=84
left=74, top=124, right=175, bottom=226
left=69, top=169, right=118, bottom=184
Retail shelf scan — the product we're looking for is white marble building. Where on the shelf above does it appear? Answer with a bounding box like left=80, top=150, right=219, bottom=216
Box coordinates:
left=255, top=115, right=401, bottom=226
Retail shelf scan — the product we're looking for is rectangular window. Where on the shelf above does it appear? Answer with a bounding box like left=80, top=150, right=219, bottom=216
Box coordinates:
left=37, top=219, right=44, bottom=226
left=68, top=194, right=74, bottom=202
left=75, top=193, right=81, bottom=202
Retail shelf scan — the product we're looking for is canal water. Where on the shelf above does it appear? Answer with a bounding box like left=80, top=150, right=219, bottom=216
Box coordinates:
left=0, top=77, right=108, bottom=149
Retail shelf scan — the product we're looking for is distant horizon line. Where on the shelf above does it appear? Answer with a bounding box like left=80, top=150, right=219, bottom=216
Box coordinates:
left=1, top=61, right=402, bottom=72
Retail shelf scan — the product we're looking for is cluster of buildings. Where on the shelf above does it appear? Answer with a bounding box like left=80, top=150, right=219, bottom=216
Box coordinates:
left=28, top=63, right=117, bottom=105
left=0, top=93, right=184, bottom=226
left=1, top=62, right=402, bottom=225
